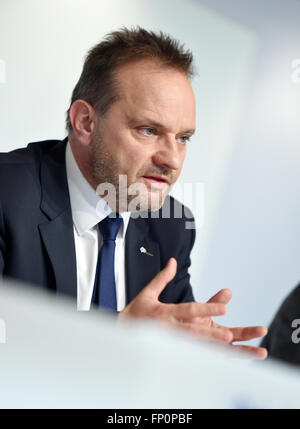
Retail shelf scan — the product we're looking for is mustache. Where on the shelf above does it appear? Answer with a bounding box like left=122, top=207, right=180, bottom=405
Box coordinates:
left=140, top=167, right=174, bottom=183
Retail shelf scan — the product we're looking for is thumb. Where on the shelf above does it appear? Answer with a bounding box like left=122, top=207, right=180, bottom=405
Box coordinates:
left=144, top=257, right=177, bottom=298
left=207, top=288, right=232, bottom=304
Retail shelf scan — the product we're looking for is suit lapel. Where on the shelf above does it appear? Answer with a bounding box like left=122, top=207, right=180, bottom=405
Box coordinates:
left=38, top=139, right=77, bottom=297
left=125, top=216, right=160, bottom=303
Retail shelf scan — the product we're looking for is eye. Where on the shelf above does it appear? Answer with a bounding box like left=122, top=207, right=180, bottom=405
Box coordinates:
left=139, top=127, right=155, bottom=136
left=177, top=135, right=191, bottom=144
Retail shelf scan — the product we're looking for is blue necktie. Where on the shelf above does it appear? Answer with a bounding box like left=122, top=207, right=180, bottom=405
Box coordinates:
left=92, top=214, right=123, bottom=310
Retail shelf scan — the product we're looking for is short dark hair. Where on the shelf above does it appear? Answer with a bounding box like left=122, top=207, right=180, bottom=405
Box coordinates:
left=66, top=26, right=194, bottom=131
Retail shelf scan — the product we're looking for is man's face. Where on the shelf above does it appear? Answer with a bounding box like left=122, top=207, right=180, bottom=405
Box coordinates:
left=90, top=59, right=196, bottom=212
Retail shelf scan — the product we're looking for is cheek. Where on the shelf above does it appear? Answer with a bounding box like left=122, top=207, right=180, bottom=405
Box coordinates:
left=105, top=131, right=133, bottom=168
left=105, top=127, right=154, bottom=176
left=110, top=146, right=147, bottom=179
left=129, top=151, right=146, bottom=165
left=119, top=136, right=152, bottom=171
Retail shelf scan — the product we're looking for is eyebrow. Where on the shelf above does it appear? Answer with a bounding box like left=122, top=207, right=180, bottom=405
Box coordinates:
left=129, top=117, right=196, bottom=135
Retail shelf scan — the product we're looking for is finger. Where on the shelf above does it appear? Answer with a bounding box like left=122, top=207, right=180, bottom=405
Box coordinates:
left=230, top=345, right=268, bottom=360
left=168, top=301, right=227, bottom=319
left=174, top=321, right=233, bottom=344
left=144, top=258, right=177, bottom=297
left=182, top=316, right=213, bottom=325
left=230, top=326, right=267, bottom=342
left=207, top=289, right=232, bottom=304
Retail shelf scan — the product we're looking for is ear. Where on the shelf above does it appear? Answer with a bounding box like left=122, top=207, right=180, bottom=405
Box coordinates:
left=69, top=99, right=96, bottom=146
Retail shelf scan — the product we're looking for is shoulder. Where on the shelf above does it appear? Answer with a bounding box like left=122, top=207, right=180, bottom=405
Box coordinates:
left=0, top=139, right=66, bottom=205
left=0, top=139, right=65, bottom=166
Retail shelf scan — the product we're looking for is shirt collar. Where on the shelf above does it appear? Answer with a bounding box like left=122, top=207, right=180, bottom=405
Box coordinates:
left=65, top=141, right=131, bottom=237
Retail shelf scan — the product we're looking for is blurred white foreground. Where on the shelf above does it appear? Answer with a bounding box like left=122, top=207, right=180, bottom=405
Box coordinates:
left=0, top=279, right=299, bottom=409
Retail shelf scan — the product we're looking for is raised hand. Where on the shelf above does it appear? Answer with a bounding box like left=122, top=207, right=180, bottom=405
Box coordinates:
left=119, top=258, right=268, bottom=359
left=176, top=287, right=267, bottom=359
left=119, top=258, right=232, bottom=343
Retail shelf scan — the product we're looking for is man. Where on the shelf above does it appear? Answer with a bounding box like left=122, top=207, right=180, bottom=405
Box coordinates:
left=0, top=27, right=267, bottom=357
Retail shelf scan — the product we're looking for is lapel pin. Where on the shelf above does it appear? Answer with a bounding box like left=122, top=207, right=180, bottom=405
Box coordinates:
left=139, top=246, right=154, bottom=257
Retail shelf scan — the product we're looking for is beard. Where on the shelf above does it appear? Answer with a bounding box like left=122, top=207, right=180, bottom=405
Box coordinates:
left=90, top=130, right=171, bottom=213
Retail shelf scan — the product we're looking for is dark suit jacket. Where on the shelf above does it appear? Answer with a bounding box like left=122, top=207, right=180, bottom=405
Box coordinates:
left=0, top=138, right=195, bottom=305
left=261, top=283, right=300, bottom=366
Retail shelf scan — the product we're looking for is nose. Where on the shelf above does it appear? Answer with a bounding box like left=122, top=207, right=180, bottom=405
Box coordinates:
left=151, top=134, right=184, bottom=172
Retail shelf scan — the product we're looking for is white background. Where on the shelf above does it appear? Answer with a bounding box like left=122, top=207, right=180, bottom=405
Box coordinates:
left=1, top=0, right=300, bottom=345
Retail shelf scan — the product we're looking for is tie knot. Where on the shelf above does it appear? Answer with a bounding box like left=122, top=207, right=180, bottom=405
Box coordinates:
left=99, top=215, right=123, bottom=242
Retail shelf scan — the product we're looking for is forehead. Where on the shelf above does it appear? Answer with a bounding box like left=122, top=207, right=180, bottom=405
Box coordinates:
left=114, top=60, right=196, bottom=128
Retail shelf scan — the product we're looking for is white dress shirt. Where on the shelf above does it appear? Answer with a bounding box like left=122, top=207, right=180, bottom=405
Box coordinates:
left=65, top=142, right=131, bottom=311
